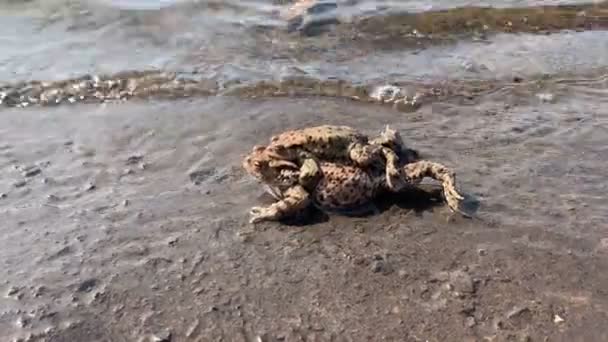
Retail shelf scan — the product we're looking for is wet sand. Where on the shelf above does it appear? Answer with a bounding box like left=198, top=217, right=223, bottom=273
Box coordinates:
left=1, top=0, right=608, bottom=341
left=1, top=91, right=608, bottom=341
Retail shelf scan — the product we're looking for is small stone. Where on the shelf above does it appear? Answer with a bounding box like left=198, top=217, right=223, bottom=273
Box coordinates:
left=6, top=286, right=21, bottom=299
left=477, top=249, right=487, bottom=256
left=371, top=261, right=383, bottom=273
left=15, top=316, right=29, bottom=328
left=370, top=256, right=392, bottom=275
left=151, top=329, right=172, bottom=342
left=536, top=93, right=555, bottom=103
left=0, top=193, right=6, bottom=199
left=189, top=169, right=215, bottom=185
left=493, top=318, right=505, bottom=330
left=553, top=314, right=565, bottom=323
left=126, top=155, right=143, bottom=165
left=47, top=194, right=60, bottom=202
left=460, top=302, right=476, bottom=315
left=22, top=167, right=41, bottom=178
left=465, top=316, right=476, bottom=328
left=33, top=286, right=46, bottom=298
left=449, top=270, right=475, bottom=294
left=85, top=183, right=96, bottom=191
left=13, top=180, right=26, bottom=188
left=123, top=199, right=130, bottom=207
left=393, top=98, right=420, bottom=112
left=77, top=279, right=97, bottom=293
left=507, top=305, right=530, bottom=319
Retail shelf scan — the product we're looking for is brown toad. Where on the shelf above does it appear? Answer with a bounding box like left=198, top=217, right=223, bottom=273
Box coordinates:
left=242, top=145, right=467, bottom=223
left=262, top=124, right=409, bottom=192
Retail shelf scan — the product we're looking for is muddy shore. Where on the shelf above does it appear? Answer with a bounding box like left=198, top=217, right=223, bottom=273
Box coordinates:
left=1, top=1, right=608, bottom=341
left=2, top=93, right=608, bottom=341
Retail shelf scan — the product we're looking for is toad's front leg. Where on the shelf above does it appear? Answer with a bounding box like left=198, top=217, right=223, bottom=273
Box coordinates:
left=296, top=152, right=322, bottom=190
left=249, top=185, right=311, bottom=223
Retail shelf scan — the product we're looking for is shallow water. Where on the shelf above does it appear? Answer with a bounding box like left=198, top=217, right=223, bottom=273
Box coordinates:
left=1, top=1, right=608, bottom=341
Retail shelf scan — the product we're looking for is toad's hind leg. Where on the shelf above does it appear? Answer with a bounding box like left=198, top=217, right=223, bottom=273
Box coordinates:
left=401, top=160, right=467, bottom=216
left=349, top=144, right=404, bottom=191
left=249, top=185, right=311, bottom=223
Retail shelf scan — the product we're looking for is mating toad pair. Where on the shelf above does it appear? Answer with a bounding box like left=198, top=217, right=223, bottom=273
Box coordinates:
left=243, top=125, right=469, bottom=223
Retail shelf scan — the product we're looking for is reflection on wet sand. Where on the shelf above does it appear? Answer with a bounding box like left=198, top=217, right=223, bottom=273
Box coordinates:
left=1, top=1, right=608, bottom=341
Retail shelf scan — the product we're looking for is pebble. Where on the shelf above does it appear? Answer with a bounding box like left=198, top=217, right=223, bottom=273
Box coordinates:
left=22, top=167, right=41, bottom=178
left=126, top=155, right=143, bottom=165
left=449, top=270, right=475, bottom=294
left=536, top=93, right=555, bottom=103
left=6, top=286, right=22, bottom=299
left=151, top=330, right=172, bottom=342
left=189, top=169, right=215, bottom=185
left=0, top=193, right=6, bottom=199
left=13, top=180, right=27, bottom=188
left=166, top=237, right=178, bottom=246
left=507, top=305, right=530, bottom=319
left=465, top=316, right=476, bottom=328
left=493, top=318, right=505, bottom=330
left=370, top=85, right=402, bottom=103
left=553, top=314, right=565, bottom=323
left=77, top=279, right=98, bottom=293
left=370, top=255, right=392, bottom=274
left=47, top=194, right=60, bottom=202
left=15, top=316, right=29, bottom=328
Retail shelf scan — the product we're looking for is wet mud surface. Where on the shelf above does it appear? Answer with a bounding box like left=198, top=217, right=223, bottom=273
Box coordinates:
left=2, top=94, right=608, bottom=341
left=2, top=1, right=608, bottom=341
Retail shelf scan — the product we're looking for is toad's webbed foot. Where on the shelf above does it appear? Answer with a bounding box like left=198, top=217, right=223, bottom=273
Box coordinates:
left=249, top=185, right=311, bottom=223
left=401, top=160, right=467, bottom=216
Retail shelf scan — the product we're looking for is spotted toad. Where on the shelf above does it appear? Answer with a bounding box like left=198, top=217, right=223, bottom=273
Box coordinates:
left=243, top=144, right=467, bottom=223
left=261, top=124, right=410, bottom=192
